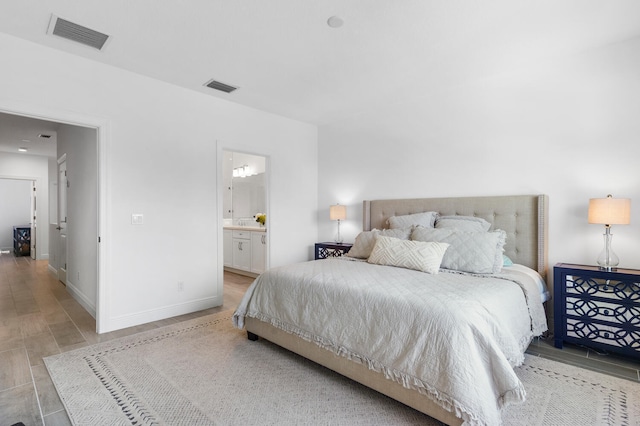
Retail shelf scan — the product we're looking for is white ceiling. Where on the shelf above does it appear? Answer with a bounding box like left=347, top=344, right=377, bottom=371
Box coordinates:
left=0, top=113, right=58, bottom=158
left=1, top=0, right=640, bottom=155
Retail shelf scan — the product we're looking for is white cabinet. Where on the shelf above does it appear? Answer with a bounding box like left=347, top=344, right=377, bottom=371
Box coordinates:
left=224, top=228, right=267, bottom=275
left=232, top=230, right=251, bottom=271
left=251, top=232, right=267, bottom=274
left=223, top=230, right=232, bottom=267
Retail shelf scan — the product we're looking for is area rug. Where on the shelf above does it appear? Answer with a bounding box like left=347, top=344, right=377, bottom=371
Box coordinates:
left=45, top=310, right=640, bottom=425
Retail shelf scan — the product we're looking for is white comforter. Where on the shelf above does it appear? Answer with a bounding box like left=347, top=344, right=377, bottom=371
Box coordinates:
left=233, top=258, right=548, bottom=426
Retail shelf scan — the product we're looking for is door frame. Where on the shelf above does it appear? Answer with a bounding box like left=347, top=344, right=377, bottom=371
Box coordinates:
left=0, top=100, right=110, bottom=334
left=0, top=176, right=38, bottom=255
left=30, top=180, right=36, bottom=260
left=57, top=154, right=68, bottom=284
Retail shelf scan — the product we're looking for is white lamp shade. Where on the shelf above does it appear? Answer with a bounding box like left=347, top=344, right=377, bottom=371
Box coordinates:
left=588, top=197, right=631, bottom=225
left=329, top=204, right=346, bottom=221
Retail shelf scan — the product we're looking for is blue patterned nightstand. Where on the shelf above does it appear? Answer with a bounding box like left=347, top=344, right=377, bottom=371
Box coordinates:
left=554, top=263, right=640, bottom=360
left=314, top=242, right=353, bottom=260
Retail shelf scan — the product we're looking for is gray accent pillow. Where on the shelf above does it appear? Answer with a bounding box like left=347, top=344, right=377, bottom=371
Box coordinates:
left=435, top=215, right=491, bottom=232
left=411, top=227, right=506, bottom=274
left=346, top=228, right=412, bottom=259
left=388, top=211, right=438, bottom=229
left=367, top=236, right=449, bottom=274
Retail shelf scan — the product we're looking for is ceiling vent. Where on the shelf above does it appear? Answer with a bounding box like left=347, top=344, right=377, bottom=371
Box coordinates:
left=204, top=79, right=239, bottom=94
left=47, top=15, right=110, bottom=50
left=38, top=134, right=52, bottom=139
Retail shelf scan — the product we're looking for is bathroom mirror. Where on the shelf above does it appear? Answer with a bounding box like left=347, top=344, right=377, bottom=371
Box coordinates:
left=222, top=151, right=266, bottom=225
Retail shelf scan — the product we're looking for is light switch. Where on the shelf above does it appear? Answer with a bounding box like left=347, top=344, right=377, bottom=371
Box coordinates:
left=131, top=214, right=144, bottom=225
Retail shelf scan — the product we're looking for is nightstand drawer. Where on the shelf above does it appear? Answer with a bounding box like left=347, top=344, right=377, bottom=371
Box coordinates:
left=566, top=317, right=640, bottom=351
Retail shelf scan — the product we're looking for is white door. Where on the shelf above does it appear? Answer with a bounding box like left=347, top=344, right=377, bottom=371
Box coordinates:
left=58, top=157, right=68, bottom=284
left=30, top=181, right=37, bottom=259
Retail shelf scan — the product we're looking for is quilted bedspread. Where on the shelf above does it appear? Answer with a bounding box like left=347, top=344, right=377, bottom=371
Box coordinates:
left=233, top=258, right=548, bottom=425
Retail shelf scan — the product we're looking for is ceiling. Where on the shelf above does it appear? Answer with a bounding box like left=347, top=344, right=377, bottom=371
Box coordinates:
left=0, top=113, right=58, bottom=158
left=1, top=0, right=640, bottom=156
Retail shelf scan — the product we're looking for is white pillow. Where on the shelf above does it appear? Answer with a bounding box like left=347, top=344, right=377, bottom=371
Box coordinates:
left=388, top=211, right=438, bottom=229
left=435, top=215, right=491, bottom=232
left=367, top=236, right=449, bottom=274
left=346, top=228, right=412, bottom=259
left=411, top=227, right=506, bottom=274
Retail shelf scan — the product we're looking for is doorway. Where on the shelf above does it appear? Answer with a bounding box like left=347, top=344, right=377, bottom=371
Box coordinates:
left=0, top=178, right=35, bottom=256
left=219, top=148, right=270, bottom=285
left=0, top=104, right=107, bottom=332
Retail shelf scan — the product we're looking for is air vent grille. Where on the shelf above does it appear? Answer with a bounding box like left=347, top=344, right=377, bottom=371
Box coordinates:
left=38, top=134, right=52, bottom=139
left=204, top=79, right=239, bottom=93
left=49, top=16, right=109, bottom=50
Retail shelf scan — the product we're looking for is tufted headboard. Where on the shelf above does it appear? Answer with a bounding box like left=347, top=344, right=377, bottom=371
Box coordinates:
left=363, top=195, right=549, bottom=279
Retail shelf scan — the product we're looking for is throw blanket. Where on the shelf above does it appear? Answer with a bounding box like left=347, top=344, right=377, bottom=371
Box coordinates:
left=233, top=259, right=547, bottom=426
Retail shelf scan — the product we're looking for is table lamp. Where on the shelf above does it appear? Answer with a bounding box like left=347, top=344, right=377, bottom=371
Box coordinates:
left=330, top=204, right=346, bottom=244
left=588, top=194, right=631, bottom=271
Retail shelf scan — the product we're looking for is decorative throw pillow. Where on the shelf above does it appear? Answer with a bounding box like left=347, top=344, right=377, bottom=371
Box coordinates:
left=388, top=211, right=438, bottom=229
left=411, top=227, right=506, bottom=274
left=367, top=236, right=449, bottom=274
left=435, top=215, right=491, bottom=232
left=346, top=228, right=412, bottom=259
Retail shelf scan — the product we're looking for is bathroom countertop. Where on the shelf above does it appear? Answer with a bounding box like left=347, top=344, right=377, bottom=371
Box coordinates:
left=223, top=226, right=266, bottom=232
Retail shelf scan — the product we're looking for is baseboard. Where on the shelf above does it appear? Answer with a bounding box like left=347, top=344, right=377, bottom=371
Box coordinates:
left=104, top=295, right=223, bottom=333
left=47, top=264, right=58, bottom=277
left=65, top=280, right=97, bottom=319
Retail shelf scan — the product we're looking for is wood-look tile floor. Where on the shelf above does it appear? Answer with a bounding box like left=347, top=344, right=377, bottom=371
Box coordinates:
left=1, top=253, right=639, bottom=425
left=0, top=253, right=254, bottom=426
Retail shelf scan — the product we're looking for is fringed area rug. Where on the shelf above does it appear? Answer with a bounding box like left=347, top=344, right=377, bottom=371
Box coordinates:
left=45, top=310, right=640, bottom=426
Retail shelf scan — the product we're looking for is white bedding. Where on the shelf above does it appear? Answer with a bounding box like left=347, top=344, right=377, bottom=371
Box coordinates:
left=503, top=263, right=551, bottom=303
left=233, top=258, right=548, bottom=426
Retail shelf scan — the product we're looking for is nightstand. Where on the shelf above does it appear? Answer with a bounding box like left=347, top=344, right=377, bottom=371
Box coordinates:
left=314, top=242, right=353, bottom=260
left=554, top=263, right=640, bottom=360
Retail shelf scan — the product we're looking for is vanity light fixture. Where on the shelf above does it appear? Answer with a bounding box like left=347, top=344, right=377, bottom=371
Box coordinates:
left=588, top=194, right=631, bottom=271
left=330, top=204, right=347, bottom=244
left=232, top=165, right=254, bottom=178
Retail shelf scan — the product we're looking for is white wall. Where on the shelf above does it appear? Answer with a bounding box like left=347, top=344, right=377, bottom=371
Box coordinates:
left=0, top=179, right=31, bottom=250
left=57, top=124, right=98, bottom=317
left=0, top=32, right=318, bottom=332
left=0, top=152, right=49, bottom=259
left=318, top=37, right=640, bottom=276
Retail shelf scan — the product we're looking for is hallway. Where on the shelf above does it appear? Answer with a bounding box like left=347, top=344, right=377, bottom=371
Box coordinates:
left=0, top=253, right=252, bottom=425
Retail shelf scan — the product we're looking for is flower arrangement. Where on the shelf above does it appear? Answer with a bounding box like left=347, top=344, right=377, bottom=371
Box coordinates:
left=254, top=213, right=266, bottom=226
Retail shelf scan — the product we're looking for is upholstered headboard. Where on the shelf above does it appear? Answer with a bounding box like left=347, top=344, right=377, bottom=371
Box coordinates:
left=363, top=194, right=549, bottom=279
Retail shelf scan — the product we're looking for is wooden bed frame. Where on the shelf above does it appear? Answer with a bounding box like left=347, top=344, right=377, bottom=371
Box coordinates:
left=245, top=194, right=549, bottom=425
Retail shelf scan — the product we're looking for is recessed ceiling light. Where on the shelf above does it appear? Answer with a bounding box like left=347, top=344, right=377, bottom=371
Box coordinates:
left=18, top=147, right=28, bottom=152
left=327, top=16, right=344, bottom=28
left=21, top=139, right=31, bottom=143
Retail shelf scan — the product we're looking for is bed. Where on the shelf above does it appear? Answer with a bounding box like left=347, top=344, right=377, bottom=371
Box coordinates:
left=233, top=194, right=549, bottom=425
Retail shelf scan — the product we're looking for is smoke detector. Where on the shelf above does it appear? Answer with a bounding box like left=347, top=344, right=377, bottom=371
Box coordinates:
left=47, top=15, right=110, bottom=50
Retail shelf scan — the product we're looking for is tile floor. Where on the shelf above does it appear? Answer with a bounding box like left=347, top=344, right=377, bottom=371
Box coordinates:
left=0, top=253, right=253, bottom=425
left=1, top=253, right=638, bottom=425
